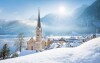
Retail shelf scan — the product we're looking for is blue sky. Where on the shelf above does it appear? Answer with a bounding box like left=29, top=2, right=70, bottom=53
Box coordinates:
left=0, top=0, right=96, bottom=20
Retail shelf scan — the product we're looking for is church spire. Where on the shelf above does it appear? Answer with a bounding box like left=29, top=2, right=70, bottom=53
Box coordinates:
left=37, top=8, right=41, bottom=28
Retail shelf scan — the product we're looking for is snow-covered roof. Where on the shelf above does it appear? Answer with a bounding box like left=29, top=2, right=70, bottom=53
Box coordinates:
left=59, top=38, right=66, bottom=41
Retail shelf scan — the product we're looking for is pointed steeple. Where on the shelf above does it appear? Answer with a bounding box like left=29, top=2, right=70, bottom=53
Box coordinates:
left=37, top=8, right=41, bottom=28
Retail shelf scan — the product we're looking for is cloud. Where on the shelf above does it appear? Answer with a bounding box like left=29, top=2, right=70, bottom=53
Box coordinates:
left=20, top=19, right=37, bottom=27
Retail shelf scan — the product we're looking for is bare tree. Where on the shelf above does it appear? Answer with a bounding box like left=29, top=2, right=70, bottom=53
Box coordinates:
left=15, top=33, right=25, bottom=52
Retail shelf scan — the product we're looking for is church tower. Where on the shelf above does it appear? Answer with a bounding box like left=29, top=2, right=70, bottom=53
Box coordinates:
left=35, top=9, right=42, bottom=50
left=36, top=9, right=42, bottom=42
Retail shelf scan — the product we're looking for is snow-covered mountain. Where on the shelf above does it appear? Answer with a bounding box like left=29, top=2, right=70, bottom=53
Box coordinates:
left=0, top=0, right=99, bottom=36
left=73, top=4, right=88, bottom=19
left=41, top=0, right=100, bottom=34
left=0, top=19, right=35, bottom=36
left=79, top=0, right=100, bottom=20
left=76, top=0, right=100, bottom=33
left=0, top=37, right=100, bottom=63
left=41, top=14, right=76, bottom=35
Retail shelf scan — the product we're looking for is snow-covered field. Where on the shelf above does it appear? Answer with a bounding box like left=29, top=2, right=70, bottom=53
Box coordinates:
left=19, top=50, right=36, bottom=56
left=0, top=37, right=100, bottom=63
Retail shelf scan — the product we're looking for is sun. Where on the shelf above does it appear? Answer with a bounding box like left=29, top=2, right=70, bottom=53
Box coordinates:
left=58, top=6, right=66, bottom=15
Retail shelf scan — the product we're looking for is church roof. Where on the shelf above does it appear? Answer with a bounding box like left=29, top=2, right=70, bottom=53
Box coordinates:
left=59, top=38, right=66, bottom=41
left=37, top=9, right=41, bottom=28
left=29, top=37, right=35, bottom=42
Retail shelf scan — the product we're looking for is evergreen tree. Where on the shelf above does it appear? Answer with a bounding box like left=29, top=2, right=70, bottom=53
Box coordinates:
left=0, top=50, right=2, bottom=59
left=1, top=44, right=10, bottom=59
left=11, top=52, right=19, bottom=58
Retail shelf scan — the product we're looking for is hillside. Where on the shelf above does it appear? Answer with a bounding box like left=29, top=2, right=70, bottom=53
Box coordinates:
left=76, top=0, right=100, bottom=33
left=0, top=37, right=100, bottom=63
left=80, top=0, right=100, bottom=20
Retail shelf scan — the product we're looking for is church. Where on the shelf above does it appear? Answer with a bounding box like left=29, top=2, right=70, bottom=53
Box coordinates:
left=27, top=9, right=51, bottom=51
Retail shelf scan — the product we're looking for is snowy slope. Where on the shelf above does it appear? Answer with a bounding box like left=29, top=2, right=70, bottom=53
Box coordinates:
left=19, top=50, right=36, bottom=56
left=0, top=37, right=100, bottom=63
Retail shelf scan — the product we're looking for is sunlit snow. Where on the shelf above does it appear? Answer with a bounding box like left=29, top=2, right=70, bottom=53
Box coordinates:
left=0, top=37, right=100, bottom=63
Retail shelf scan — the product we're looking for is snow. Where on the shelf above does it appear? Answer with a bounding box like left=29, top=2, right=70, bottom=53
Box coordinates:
left=0, top=37, right=100, bottom=63
left=49, top=39, right=82, bottom=49
left=19, top=50, right=36, bottom=56
left=49, top=43, right=60, bottom=49
left=70, top=42, right=81, bottom=47
left=48, top=36, right=83, bottom=40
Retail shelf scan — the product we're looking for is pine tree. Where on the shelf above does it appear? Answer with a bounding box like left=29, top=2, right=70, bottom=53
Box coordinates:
left=0, top=50, right=2, bottom=59
left=1, top=44, right=10, bottom=59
